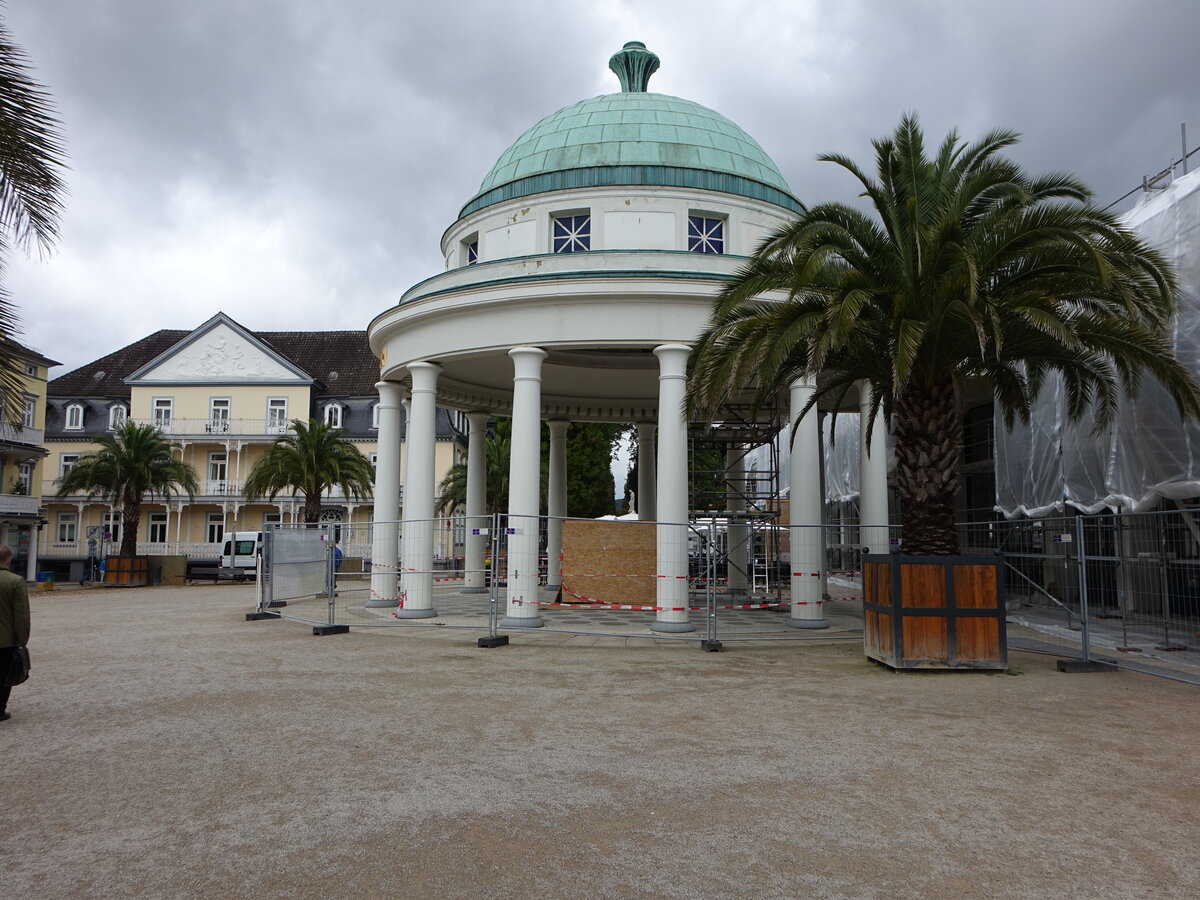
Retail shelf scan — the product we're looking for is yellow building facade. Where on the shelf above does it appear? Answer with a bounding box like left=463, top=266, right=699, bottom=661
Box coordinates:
left=0, top=340, right=60, bottom=580
left=41, top=313, right=466, bottom=578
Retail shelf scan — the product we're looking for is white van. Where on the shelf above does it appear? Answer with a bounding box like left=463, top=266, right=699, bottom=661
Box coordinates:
left=220, top=531, right=263, bottom=580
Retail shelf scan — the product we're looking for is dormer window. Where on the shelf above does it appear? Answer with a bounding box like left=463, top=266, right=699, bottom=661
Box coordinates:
left=688, top=215, right=725, bottom=254
left=324, top=403, right=343, bottom=428
left=25, top=363, right=37, bottom=377
left=65, top=403, right=84, bottom=430
left=552, top=213, right=590, bottom=253
left=108, top=404, right=127, bottom=430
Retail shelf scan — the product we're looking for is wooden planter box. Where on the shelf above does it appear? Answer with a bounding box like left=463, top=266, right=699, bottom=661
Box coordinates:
left=863, top=554, right=1007, bottom=670
left=104, top=555, right=149, bottom=587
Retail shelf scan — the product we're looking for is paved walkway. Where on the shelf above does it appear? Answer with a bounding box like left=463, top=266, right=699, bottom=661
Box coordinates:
left=3, top=584, right=1199, bottom=898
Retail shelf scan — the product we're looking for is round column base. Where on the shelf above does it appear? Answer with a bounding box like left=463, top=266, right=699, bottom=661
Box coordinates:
left=460, top=587, right=488, bottom=594
left=500, top=615, right=545, bottom=629
left=364, top=598, right=400, bottom=608
left=785, top=616, right=829, bottom=630
left=394, top=607, right=438, bottom=619
left=650, top=619, right=695, bottom=634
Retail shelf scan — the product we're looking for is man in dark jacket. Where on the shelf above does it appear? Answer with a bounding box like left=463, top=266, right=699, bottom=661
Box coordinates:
left=0, top=544, right=30, bottom=721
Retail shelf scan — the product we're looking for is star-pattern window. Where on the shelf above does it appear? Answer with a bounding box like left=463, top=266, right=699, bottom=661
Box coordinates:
left=688, top=216, right=725, bottom=254
left=553, top=214, right=591, bottom=253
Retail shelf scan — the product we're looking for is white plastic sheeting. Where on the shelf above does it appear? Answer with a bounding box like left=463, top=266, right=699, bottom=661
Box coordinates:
left=994, top=168, right=1200, bottom=516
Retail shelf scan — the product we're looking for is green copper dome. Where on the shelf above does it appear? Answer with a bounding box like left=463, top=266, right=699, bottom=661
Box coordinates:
left=459, top=43, right=799, bottom=218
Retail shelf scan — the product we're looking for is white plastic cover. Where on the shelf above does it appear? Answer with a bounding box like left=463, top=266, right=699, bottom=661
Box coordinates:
left=994, top=168, right=1200, bottom=516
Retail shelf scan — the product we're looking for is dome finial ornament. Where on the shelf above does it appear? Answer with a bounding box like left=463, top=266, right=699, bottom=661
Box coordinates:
left=608, top=41, right=660, bottom=92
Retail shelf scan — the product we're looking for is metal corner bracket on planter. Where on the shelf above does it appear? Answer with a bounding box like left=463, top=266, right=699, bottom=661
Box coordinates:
left=862, top=553, right=1007, bottom=670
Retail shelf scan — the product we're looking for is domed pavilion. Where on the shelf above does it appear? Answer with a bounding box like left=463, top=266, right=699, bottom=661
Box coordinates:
left=367, top=42, right=890, bottom=632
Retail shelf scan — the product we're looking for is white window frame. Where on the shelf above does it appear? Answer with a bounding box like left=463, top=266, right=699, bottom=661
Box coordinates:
left=60, top=453, right=80, bottom=479
left=152, top=397, right=173, bottom=429
left=209, top=398, right=231, bottom=434
left=148, top=513, right=168, bottom=544
left=266, top=397, right=288, bottom=433
left=56, top=511, right=77, bottom=543
left=16, top=461, right=33, bottom=493
left=206, top=513, right=225, bottom=544
left=25, top=363, right=37, bottom=377
left=103, top=511, right=122, bottom=545
left=22, top=396, right=36, bottom=428
left=108, top=404, right=127, bottom=430
left=462, top=232, right=479, bottom=266
left=687, top=213, right=726, bottom=255
left=552, top=211, right=591, bottom=253
left=65, top=402, right=84, bottom=430
left=208, top=451, right=228, bottom=486
left=324, top=403, right=342, bottom=429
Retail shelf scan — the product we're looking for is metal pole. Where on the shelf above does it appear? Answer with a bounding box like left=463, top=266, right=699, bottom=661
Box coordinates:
left=1074, top=515, right=1091, bottom=661
left=489, top=512, right=501, bottom=639
left=326, top=524, right=336, bottom=628
left=707, top=521, right=717, bottom=643
left=1183, top=123, right=1189, bottom=175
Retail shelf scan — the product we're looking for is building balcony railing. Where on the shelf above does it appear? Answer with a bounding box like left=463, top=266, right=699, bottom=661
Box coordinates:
left=130, top=417, right=293, bottom=438
left=0, top=422, right=44, bottom=447
left=0, top=493, right=39, bottom=515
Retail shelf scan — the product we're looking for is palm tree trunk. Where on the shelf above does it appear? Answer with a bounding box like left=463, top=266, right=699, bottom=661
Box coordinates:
left=304, top=492, right=321, bottom=524
left=120, top=499, right=141, bottom=557
left=893, top=378, right=962, bottom=555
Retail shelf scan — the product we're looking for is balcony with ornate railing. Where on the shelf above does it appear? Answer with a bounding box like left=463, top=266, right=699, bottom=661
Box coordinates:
left=0, top=422, right=44, bottom=447
left=0, top=492, right=39, bottom=516
left=131, top=417, right=293, bottom=438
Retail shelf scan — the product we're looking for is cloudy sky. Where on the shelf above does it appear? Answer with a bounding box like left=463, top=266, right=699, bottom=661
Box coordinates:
left=7, top=0, right=1200, bottom=376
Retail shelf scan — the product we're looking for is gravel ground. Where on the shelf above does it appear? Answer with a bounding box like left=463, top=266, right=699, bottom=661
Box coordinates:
left=2, top=584, right=1198, bottom=899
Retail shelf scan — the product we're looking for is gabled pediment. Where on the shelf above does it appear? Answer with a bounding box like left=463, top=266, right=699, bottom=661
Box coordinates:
left=125, top=313, right=313, bottom=385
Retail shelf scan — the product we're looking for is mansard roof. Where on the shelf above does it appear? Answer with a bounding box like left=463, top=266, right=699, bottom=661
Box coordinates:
left=48, top=322, right=379, bottom=398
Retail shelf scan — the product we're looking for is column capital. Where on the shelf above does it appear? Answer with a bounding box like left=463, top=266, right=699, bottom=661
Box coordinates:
left=789, top=375, right=817, bottom=391
left=547, top=419, right=569, bottom=437
left=508, top=346, right=547, bottom=381
left=653, top=343, right=691, bottom=378
left=466, top=410, right=490, bottom=430
left=408, top=361, right=442, bottom=394
left=375, top=380, right=407, bottom=407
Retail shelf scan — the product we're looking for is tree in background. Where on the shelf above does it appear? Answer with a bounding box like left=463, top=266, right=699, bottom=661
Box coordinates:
left=437, top=419, right=624, bottom=519
left=56, top=422, right=199, bottom=557
left=0, top=17, right=67, bottom=419
left=243, top=419, right=375, bottom=523
left=687, top=114, right=1200, bottom=554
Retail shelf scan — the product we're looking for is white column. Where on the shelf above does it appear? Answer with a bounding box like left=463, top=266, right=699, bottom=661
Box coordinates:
left=462, top=411, right=490, bottom=594
left=546, top=419, right=568, bottom=589
left=788, top=378, right=828, bottom=628
left=859, top=381, right=890, bottom=556
left=725, top=444, right=750, bottom=595
left=501, top=347, right=547, bottom=627
left=397, top=363, right=440, bottom=618
left=651, top=344, right=694, bottom=633
left=636, top=422, right=656, bottom=521
left=26, top=524, right=39, bottom=582
left=369, top=380, right=404, bottom=608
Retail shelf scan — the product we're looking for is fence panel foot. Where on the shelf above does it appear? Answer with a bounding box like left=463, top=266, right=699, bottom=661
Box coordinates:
left=1056, top=659, right=1119, bottom=673
left=245, top=611, right=279, bottom=621
left=701, top=639, right=723, bottom=652
left=477, top=635, right=509, bottom=648
left=313, top=625, right=350, bottom=636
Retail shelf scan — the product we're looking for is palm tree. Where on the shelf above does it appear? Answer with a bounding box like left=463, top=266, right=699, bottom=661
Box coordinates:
left=243, top=418, right=374, bottom=523
left=0, top=19, right=67, bottom=420
left=435, top=424, right=510, bottom=516
left=56, top=422, right=199, bottom=557
left=687, top=114, right=1200, bottom=555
